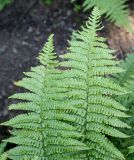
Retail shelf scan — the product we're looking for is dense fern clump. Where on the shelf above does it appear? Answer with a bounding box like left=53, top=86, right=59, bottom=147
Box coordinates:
left=112, top=53, right=134, bottom=160
left=60, top=7, right=130, bottom=160
left=82, top=0, right=130, bottom=30
left=0, top=7, right=131, bottom=160
left=1, top=35, right=87, bottom=160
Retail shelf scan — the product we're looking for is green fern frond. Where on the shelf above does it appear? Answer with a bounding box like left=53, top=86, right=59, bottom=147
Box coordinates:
left=60, top=7, right=129, bottom=159
left=83, top=0, right=130, bottom=30
left=1, top=35, right=88, bottom=160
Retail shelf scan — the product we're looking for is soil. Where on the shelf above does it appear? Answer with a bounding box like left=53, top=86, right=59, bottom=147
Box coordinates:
left=0, top=0, right=134, bottom=141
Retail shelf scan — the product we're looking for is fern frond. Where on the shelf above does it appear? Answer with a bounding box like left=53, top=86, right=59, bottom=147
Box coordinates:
left=60, top=7, right=129, bottom=159
left=1, top=35, right=88, bottom=159
left=83, top=0, right=130, bottom=30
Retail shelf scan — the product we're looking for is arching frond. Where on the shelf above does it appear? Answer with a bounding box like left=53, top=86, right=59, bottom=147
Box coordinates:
left=60, top=7, right=129, bottom=160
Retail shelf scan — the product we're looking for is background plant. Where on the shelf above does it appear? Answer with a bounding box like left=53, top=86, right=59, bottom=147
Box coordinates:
left=0, top=0, right=12, bottom=11
left=41, top=0, right=54, bottom=5
left=112, top=53, right=134, bottom=160
left=72, top=0, right=130, bottom=30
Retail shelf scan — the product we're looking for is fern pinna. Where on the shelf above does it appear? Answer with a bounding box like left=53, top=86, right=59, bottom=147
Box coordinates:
left=60, top=7, right=130, bottom=160
left=83, top=0, right=130, bottom=30
left=0, top=142, right=7, bottom=160
left=1, top=35, right=87, bottom=160
left=112, top=53, right=134, bottom=160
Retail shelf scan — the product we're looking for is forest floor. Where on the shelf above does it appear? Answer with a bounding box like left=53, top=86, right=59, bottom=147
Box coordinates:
left=0, top=0, right=134, bottom=140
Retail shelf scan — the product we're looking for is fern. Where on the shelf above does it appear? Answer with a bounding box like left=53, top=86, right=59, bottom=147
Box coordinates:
left=0, top=142, right=7, bottom=159
left=82, top=0, right=130, bottom=30
left=0, top=142, right=6, bottom=154
left=0, top=7, right=131, bottom=160
left=112, top=53, right=134, bottom=159
left=1, top=35, right=87, bottom=160
left=60, top=7, right=130, bottom=160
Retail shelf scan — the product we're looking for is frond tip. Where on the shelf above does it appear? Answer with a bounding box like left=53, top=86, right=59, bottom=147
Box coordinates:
left=83, top=0, right=130, bottom=30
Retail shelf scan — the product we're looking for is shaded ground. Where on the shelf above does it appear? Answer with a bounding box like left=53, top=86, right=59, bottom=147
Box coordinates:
left=0, top=0, right=134, bottom=140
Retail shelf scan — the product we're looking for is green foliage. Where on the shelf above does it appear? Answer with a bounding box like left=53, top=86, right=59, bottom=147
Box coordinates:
left=128, top=146, right=134, bottom=154
left=112, top=53, right=134, bottom=159
left=0, top=153, right=7, bottom=160
left=0, top=0, right=12, bottom=11
left=41, top=0, right=54, bottom=5
left=0, top=7, right=130, bottom=160
left=0, top=142, right=7, bottom=160
left=59, top=7, right=129, bottom=160
left=23, top=155, right=39, bottom=160
left=73, top=0, right=130, bottom=30
left=71, top=0, right=82, bottom=12
left=0, top=142, right=7, bottom=155
left=1, top=35, right=87, bottom=159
